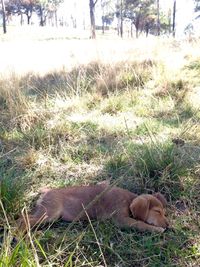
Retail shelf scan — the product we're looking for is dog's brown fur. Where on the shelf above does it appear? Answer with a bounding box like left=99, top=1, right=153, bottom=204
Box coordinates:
left=18, top=183, right=169, bottom=233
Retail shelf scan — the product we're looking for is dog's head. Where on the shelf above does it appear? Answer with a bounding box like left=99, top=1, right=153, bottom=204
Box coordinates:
left=130, top=193, right=169, bottom=228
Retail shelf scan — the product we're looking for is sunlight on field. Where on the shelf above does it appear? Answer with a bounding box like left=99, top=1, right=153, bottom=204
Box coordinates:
left=1, top=27, right=200, bottom=76
left=68, top=111, right=144, bottom=131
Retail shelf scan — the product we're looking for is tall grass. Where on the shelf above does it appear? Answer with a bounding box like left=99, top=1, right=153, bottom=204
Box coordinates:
left=0, top=37, right=200, bottom=266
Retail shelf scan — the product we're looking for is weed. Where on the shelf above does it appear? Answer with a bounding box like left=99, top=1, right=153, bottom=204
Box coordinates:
left=101, top=97, right=124, bottom=115
left=0, top=162, right=27, bottom=217
left=187, top=59, right=200, bottom=71
left=134, top=120, right=165, bottom=136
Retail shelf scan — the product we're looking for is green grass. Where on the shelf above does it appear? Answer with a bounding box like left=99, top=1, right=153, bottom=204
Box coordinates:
left=0, top=37, right=200, bottom=266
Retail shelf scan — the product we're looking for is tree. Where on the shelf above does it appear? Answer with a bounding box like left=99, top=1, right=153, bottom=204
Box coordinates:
left=102, top=13, right=114, bottom=33
left=35, top=0, right=50, bottom=26
left=156, top=0, right=160, bottom=36
left=48, top=0, right=63, bottom=26
left=195, top=0, right=200, bottom=10
left=1, top=0, right=7, bottom=33
left=167, top=8, right=171, bottom=34
left=5, top=0, right=36, bottom=25
left=172, top=0, right=176, bottom=37
left=119, top=0, right=123, bottom=37
left=144, top=13, right=156, bottom=37
left=3, top=0, right=62, bottom=26
left=159, top=11, right=170, bottom=34
left=116, top=0, right=125, bottom=38
left=194, top=0, right=200, bottom=18
left=101, top=0, right=114, bottom=34
left=125, top=0, right=155, bottom=38
left=35, top=0, right=62, bottom=26
left=89, top=0, right=98, bottom=38
left=21, top=0, right=34, bottom=25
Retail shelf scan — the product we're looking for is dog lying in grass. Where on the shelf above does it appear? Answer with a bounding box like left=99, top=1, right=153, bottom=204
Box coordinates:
left=18, top=182, right=169, bottom=233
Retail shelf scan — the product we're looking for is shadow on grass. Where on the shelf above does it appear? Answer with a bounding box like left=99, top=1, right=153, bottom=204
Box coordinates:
left=1, top=127, right=200, bottom=266
left=23, top=215, right=198, bottom=267
left=102, top=140, right=200, bottom=199
left=0, top=158, right=29, bottom=218
left=1, top=118, right=200, bottom=199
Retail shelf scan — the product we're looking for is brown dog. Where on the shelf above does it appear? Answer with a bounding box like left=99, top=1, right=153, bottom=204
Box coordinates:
left=18, top=183, right=169, bottom=233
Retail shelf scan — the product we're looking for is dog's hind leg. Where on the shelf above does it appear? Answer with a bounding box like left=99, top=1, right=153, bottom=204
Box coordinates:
left=17, top=206, right=48, bottom=232
left=18, top=200, right=62, bottom=232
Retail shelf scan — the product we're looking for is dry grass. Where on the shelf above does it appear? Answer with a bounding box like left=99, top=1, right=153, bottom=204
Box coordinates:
left=0, top=28, right=200, bottom=266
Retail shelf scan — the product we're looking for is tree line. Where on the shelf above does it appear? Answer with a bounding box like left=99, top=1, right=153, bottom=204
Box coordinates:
left=90, top=0, right=176, bottom=39
left=0, top=0, right=63, bottom=33
left=0, top=0, right=200, bottom=37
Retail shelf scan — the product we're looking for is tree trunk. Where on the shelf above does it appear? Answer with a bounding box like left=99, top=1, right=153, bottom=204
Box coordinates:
left=27, top=13, right=32, bottom=25
left=135, top=16, right=140, bottom=38
left=145, top=22, right=149, bottom=37
left=20, top=13, right=24, bottom=25
left=130, top=22, right=133, bottom=38
left=27, top=16, right=30, bottom=24
left=55, top=10, right=58, bottom=27
left=117, top=15, right=120, bottom=35
left=119, top=14, right=123, bottom=38
left=39, top=6, right=44, bottom=26
left=172, top=0, right=176, bottom=37
left=39, top=7, right=46, bottom=26
left=27, top=8, right=32, bottom=25
left=119, top=0, right=123, bottom=38
left=168, top=8, right=171, bottom=34
left=89, top=0, right=96, bottom=39
left=1, top=0, right=6, bottom=34
left=156, top=0, right=160, bottom=36
left=102, top=19, right=105, bottom=34
left=101, top=0, right=105, bottom=34
left=136, top=28, right=139, bottom=38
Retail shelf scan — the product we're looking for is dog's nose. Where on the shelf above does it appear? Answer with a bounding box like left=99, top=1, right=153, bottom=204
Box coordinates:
left=165, top=220, right=169, bottom=228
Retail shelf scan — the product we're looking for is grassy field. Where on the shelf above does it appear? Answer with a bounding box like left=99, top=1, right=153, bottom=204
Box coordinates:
left=0, top=28, right=200, bottom=266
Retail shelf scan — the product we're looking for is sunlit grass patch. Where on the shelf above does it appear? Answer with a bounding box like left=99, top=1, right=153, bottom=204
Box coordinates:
left=100, top=95, right=127, bottom=115
left=0, top=128, right=24, bottom=143
left=179, top=122, right=200, bottom=145
left=134, top=120, right=167, bottom=136
left=154, top=78, right=188, bottom=99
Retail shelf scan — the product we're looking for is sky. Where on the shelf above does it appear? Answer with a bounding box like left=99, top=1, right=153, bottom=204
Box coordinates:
left=59, top=0, right=198, bottom=36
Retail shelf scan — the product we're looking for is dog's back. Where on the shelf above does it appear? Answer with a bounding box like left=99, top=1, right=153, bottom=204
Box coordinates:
left=37, top=184, right=137, bottom=221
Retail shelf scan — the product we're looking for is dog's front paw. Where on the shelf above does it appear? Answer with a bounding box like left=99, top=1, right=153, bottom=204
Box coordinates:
left=154, top=227, right=165, bottom=233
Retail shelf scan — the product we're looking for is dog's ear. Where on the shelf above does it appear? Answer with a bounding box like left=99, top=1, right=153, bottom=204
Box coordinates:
left=130, top=196, right=150, bottom=221
left=153, top=193, right=167, bottom=207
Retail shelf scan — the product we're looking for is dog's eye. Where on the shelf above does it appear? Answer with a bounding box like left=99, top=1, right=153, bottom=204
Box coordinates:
left=155, top=210, right=161, bottom=214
